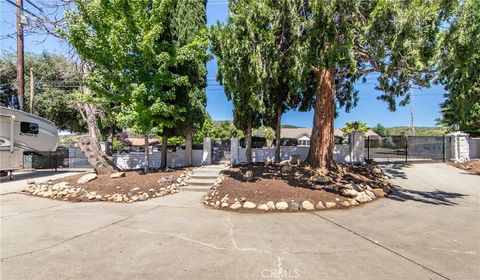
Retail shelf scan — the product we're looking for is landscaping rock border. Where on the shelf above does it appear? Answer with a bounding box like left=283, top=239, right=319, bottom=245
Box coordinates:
left=22, top=169, right=193, bottom=203
left=202, top=163, right=394, bottom=212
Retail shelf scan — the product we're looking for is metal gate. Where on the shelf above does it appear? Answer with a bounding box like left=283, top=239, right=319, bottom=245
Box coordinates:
left=366, top=135, right=453, bottom=162
left=211, top=139, right=231, bottom=164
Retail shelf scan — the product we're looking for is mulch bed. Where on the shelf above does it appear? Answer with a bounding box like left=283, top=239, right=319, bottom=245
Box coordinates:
left=23, top=168, right=191, bottom=203
left=448, top=159, right=480, bottom=175
left=203, top=162, right=393, bottom=213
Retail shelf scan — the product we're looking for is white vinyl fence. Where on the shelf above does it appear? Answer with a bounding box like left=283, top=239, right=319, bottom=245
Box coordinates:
left=114, top=149, right=204, bottom=170
left=236, top=145, right=352, bottom=163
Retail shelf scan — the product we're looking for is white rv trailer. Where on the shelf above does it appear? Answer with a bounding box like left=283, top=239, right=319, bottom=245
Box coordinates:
left=0, top=106, right=59, bottom=175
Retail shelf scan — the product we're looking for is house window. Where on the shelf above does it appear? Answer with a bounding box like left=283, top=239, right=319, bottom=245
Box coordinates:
left=20, top=122, right=39, bottom=135
left=298, top=140, right=310, bottom=146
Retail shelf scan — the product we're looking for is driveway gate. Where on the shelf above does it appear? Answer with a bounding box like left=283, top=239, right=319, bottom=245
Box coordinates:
left=366, top=135, right=453, bottom=162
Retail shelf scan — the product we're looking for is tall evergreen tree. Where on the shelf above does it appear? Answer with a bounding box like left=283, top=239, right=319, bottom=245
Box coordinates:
left=210, top=0, right=273, bottom=163
left=170, top=0, right=209, bottom=167
left=295, top=0, right=455, bottom=170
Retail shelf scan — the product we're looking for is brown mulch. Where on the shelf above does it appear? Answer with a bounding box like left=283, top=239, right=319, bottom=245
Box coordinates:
left=42, top=169, right=187, bottom=202
left=448, top=159, right=480, bottom=175
left=206, top=163, right=391, bottom=213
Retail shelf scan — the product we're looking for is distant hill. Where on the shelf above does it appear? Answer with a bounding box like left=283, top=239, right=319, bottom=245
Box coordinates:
left=282, top=124, right=303, bottom=128
left=382, top=126, right=447, bottom=136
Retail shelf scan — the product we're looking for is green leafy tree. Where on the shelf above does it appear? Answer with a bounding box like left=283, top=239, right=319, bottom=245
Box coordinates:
left=170, top=0, right=209, bottom=166
left=295, top=0, right=454, bottom=170
left=438, top=0, right=480, bottom=134
left=341, top=121, right=369, bottom=136
left=210, top=0, right=272, bottom=163
left=0, top=51, right=85, bottom=133
left=372, top=123, right=389, bottom=136
left=65, top=0, right=190, bottom=171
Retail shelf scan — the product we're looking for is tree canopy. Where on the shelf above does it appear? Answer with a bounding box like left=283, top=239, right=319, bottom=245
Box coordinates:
left=0, top=51, right=85, bottom=132
left=438, top=0, right=480, bottom=134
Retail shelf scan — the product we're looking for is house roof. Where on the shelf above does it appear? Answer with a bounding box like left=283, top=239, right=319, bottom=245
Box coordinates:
left=280, top=128, right=378, bottom=139
left=124, top=137, right=160, bottom=147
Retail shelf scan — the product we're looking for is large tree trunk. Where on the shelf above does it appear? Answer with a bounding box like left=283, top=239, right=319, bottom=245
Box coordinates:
left=307, top=66, right=336, bottom=170
left=77, top=63, right=115, bottom=174
left=78, top=103, right=116, bottom=174
left=185, top=130, right=193, bottom=167
left=245, top=121, right=252, bottom=164
left=160, top=134, right=168, bottom=169
left=144, top=133, right=150, bottom=172
left=274, top=102, right=282, bottom=163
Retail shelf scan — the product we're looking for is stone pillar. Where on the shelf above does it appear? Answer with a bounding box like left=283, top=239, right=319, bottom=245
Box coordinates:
left=202, top=137, right=211, bottom=165
left=230, top=138, right=239, bottom=164
left=447, top=131, right=470, bottom=162
left=349, top=131, right=365, bottom=163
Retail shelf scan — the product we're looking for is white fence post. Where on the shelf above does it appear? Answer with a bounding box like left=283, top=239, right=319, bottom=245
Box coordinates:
left=202, top=137, right=211, bottom=165
left=447, top=131, right=470, bottom=162
left=230, top=138, right=239, bottom=164
left=350, top=131, right=364, bottom=163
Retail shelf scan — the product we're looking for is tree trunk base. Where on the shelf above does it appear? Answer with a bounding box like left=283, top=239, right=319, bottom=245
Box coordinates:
left=78, top=138, right=116, bottom=174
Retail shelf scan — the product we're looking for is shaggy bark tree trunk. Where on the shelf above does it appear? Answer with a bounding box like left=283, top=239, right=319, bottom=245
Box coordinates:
left=78, top=103, right=116, bottom=174
left=245, top=120, right=252, bottom=164
left=77, top=62, right=115, bottom=174
left=160, top=134, right=168, bottom=169
left=307, top=66, right=337, bottom=170
left=274, top=102, right=282, bottom=163
left=144, top=133, right=150, bottom=172
left=185, top=130, right=193, bottom=167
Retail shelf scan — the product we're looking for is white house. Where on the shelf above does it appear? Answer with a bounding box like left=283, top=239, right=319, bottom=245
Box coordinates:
left=280, top=127, right=379, bottom=146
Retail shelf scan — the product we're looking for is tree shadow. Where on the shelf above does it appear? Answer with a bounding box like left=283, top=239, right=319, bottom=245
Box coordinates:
left=388, top=186, right=468, bottom=206
left=378, top=163, right=410, bottom=179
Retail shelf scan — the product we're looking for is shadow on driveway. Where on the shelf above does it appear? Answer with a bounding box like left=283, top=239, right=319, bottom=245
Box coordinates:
left=388, top=187, right=468, bottom=206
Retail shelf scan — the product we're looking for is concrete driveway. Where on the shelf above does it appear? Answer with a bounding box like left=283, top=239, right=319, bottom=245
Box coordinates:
left=1, top=163, right=479, bottom=279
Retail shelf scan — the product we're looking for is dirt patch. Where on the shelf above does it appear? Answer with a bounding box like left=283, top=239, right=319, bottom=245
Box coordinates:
left=23, top=169, right=192, bottom=203
left=203, top=162, right=393, bottom=213
left=448, top=159, right=480, bottom=175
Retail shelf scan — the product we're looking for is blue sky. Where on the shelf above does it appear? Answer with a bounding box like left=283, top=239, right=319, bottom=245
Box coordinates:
left=1, top=0, right=446, bottom=128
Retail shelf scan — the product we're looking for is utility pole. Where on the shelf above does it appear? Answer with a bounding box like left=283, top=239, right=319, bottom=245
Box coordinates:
left=16, top=0, right=25, bottom=111
left=29, top=67, right=34, bottom=113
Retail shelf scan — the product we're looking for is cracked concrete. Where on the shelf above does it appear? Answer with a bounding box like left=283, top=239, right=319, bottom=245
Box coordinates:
left=1, top=163, right=479, bottom=279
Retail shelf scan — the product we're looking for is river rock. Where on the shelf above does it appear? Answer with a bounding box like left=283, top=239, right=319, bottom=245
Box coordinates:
left=243, top=201, right=257, bottom=209
left=310, top=175, right=332, bottom=184
left=275, top=201, right=288, bottom=210
left=266, top=201, right=275, bottom=210
left=316, top=201, right=326, bottom=209
left=325, top=202, right=336, bottom=208
left=302, top=200, right=315, bottom=210
left=77, top=173, right=97, bottom=184
left=372, top=188, right=385, bottom=197
left=355, top=192, right=372, bottom=203
left=365, top=189, right=376, bottom=199
left=257, top=204, right=270, bottom=211
left=110, top=172, right=126, bottom=179
left=288, top=201, right=301, bottom=211
left=230, top=202, right=242, bottom=210
left=340, top=188, right=359, bottom=198
left=265, top=159, right=273, bottom=166
left=278, top=160, right=290, bottom=166
left=52, top=181, right=69, bottom=190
